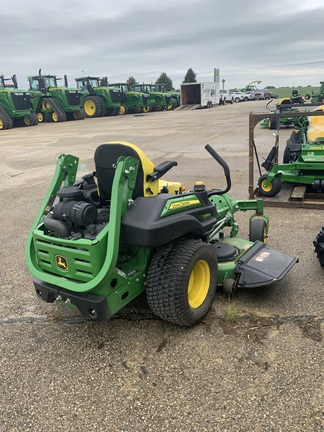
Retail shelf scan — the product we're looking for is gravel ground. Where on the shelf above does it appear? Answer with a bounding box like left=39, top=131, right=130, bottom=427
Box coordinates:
left=0, top=100, right=323, bottom=431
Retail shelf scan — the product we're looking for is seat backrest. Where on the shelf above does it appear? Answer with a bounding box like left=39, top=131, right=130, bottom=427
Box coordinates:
left=94, top=141, right=158, bottom=202
left=308, top=105, right=324, bottom=142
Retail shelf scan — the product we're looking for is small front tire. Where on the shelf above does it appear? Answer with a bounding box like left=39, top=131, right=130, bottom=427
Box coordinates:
left=249, top=219, right=267, bottom=243
left=258, top=174, right=282, bottom=197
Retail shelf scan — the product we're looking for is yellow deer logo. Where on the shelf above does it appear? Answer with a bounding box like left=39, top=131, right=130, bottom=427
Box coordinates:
left=56, top=255, right=68, bottom=271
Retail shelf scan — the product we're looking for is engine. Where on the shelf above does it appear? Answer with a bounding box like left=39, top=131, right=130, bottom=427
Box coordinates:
left=43, top=176, right=109, bottom=240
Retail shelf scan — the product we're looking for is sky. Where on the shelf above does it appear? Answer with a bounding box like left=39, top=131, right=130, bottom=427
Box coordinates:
left=2, top=0, right=324, bottom=91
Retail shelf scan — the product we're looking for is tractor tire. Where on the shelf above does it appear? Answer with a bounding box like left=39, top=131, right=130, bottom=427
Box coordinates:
left=73, top=109, right=86, bottom=120
left=134, top=106, right=142, bottom=114
left=146, top=239, right=218, bottom=327
left=258, top=174, right=282, bottom=197
left=249, top=219, right=267, bottom=243
left=0, top=104, right=14, bottom=130
left=119, top=105, right=128, bottom=115
left=51, top=109, right=67, bottom=122
left=97, top=97, right=106, bottom=117
left=83, top=96, right=102, bottom=118
left=106, top=107, right=118, bottom=116
left=24, top=113, right=39, bottom=127
left=143, top=106, right=150, bottom=113
left=37, top=112, right=44, bottom=123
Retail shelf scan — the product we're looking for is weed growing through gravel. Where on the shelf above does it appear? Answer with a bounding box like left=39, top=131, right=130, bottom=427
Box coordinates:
left=225, top=303, right=238, bottom=323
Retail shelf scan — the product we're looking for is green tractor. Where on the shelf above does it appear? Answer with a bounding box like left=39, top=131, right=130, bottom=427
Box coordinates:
left=133, top=83, right=177, bottom=111
left=75, top=76, right=122, bottom=118
left=0, top=74, right=38, bottom=130
left=156, top=84, right=181, bottom=108
left=305, top=81, right=324, bottom=104
left=257, top=106, right=324, bottom=197
left=260, top=98, right=301, bottom=130
left=27, top=70, right=86, bottom=123
left=108, top=83, right=150, bottom=114
left=25, top=141, right=297, bottom=327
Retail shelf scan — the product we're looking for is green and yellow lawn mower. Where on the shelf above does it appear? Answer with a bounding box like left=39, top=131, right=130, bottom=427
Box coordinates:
left=25, top=141, right=297, bottom=327
left=260, top=98, right=301, bottom=130
left=257, top=106, right=324, bottom=197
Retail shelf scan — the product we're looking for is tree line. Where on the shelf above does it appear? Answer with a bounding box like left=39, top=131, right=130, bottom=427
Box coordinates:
left=126, top=68, right=197, bottom=91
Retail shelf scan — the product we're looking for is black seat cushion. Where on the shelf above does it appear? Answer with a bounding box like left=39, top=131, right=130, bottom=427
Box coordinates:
left=94, top=143, right=144, bottom=201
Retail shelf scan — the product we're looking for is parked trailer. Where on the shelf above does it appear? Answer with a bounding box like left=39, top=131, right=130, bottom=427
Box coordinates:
left=180, top=82, right=219, bottom=109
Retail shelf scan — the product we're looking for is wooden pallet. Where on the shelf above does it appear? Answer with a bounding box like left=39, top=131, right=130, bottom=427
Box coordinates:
left=256, top=184, right=324, bottom=209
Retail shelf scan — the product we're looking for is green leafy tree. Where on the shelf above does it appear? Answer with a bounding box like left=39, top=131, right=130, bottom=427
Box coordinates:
left=127, top=76, right=137, bottom=89
left=183, top=68, right=197, bottom=83
left=155, top=72, right=173, bottom=91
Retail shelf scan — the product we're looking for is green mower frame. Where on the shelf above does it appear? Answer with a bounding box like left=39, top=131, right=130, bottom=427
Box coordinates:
left=257, top=107, right=324, bottom=197
left=26, top=142, right=297, bottom=327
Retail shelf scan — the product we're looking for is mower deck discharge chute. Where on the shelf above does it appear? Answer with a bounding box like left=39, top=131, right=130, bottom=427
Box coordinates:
left=25, top=142, right=297, bottom=326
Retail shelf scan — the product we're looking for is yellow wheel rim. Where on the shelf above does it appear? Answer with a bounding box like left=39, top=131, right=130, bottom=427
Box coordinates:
left=37, top=113, right=44, bottom=122
left=42, top=100, right=51, bottom=110
left=261, top=179, right=272, bottom=193
left=0, top=119, right=3, bottom=129
left=134, top=106, right=141, bottom=113
left=24, top=116, right=31, bottom=126
left=166, top=104, right=173, bottom=110
left=188, top=260, right=210, bottom=309
left=52, top=112, right=58, bottom=122
left=84, top=99, right=96, bottom=116
left=119, top=105, right=126, bottom=115
left=143, top=106, right=150, bottom=113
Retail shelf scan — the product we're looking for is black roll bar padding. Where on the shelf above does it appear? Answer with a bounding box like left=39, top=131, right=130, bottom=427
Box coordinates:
left=205, top=144, right=231, bottom=195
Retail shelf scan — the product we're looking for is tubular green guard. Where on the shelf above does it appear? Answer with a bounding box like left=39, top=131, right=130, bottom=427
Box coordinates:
left=25, top=154, right=139, bottom=293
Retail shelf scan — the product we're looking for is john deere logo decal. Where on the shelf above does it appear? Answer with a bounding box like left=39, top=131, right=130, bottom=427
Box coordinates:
left=56, top=255, right=68, bottom=271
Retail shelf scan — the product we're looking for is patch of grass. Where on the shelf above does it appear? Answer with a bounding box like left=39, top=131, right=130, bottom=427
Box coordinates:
left=271, top=86, right=320, bottom=98
left=225, top=303, right=238, bottom=323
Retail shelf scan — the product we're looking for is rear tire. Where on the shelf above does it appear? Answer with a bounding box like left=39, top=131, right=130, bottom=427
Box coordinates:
left=97, top=97, right=106, bottom=117
left=83, top=96, right=102, bottom=117
left=146, top=239, right=218, bottom=326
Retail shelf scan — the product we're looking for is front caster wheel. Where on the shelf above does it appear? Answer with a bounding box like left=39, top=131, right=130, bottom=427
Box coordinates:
left=249, top=219, right=267, bottom=243
left=146, top=239, right=218, bottom=327
left=258, top=174, right=282, bottom=197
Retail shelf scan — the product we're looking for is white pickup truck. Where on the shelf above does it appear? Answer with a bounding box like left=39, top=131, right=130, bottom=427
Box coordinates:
left=219, top=89, right=233, bottom=104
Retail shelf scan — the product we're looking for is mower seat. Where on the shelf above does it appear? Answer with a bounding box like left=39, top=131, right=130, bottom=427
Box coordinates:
left=308, top=105, right=324, bottom=142
left=278, top=97, right=292, bottom=106
left=94, top=141, right=177, bottom=203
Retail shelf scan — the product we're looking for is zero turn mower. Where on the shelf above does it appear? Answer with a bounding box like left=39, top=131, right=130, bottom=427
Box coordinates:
left=26, top=142, right=297, bottom=326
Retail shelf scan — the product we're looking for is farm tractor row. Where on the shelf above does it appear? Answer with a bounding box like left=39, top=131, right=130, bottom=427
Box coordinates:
left=0, top=71, right=180, bottom=130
